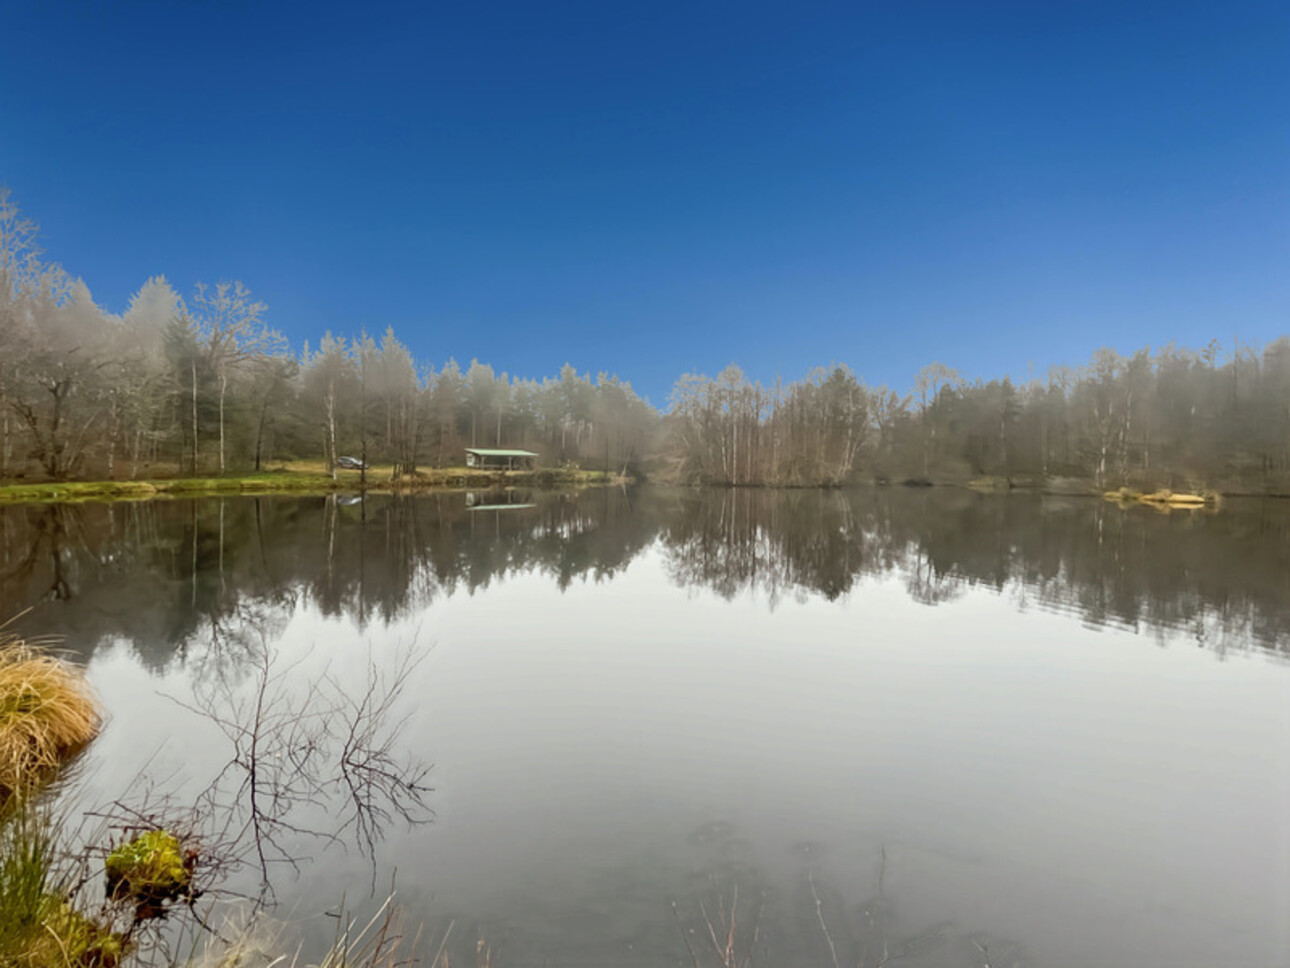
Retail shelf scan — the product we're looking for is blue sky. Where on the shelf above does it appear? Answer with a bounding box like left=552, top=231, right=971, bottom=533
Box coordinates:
left=2, top=1, right=1286, bottom=405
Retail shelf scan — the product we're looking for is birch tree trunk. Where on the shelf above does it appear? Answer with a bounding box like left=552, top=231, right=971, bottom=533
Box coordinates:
left=107, top=396, right=117, bottom=479
left=218, top=370, right=227, bottom=474
left=131, top=427, right=142, bottom=480
left=325, top=383, right=338, bottom=478
left=191, top=359, right=199, bottom=475
left=1, top=390, right=9, bottom=477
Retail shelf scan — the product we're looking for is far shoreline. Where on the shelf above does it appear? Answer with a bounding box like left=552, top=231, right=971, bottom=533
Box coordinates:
left=0, top=463, right=630, bottom=506
left=6, top=468, right=1288, bottom=508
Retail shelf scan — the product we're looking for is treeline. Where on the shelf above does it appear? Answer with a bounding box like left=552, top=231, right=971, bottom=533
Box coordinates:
left=3, top=188, right=1289, bottom=491
left=665, top=347, right=1290, bottom=492
left=0, top=190, right=655, bottom=482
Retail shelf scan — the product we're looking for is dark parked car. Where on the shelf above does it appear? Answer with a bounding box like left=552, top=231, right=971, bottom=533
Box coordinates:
left=336, top=456, right=368, bottom=470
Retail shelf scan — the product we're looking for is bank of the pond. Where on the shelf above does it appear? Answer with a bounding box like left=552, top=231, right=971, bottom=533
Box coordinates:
left=0, top=465, right=627, bottom=506
left=0, top=638, right=414, bottom=968
left=672, top=474, right=1239, bottom=504
left=1, top=803, right=405, bottom=968
left=930, top=475, right=1268, bottom=504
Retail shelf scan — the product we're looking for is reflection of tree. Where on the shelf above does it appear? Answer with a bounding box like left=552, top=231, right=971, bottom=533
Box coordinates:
left=177, top=631, right=431, bottom=904
left=3, top=488, right=1289, bottom=663
left=903, top=546, right=963, bottom=607
left=0, top=489, right=661, bottom=666
left=0, top=503, right=74, bottom=601
left=661, top=489, right=886, bottom=605
left=659, top=488, right=1290, bottom=655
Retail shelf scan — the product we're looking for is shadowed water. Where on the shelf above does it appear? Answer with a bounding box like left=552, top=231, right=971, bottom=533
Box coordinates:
left=1, top=487, right=1287, bottom=966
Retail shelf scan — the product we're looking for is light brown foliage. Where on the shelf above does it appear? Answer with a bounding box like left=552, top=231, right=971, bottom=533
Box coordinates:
left=0, top=633, right=101, bottom=799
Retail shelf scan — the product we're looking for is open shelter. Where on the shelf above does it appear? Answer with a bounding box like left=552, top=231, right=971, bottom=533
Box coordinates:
left=464, top=448, right=539, bottom=470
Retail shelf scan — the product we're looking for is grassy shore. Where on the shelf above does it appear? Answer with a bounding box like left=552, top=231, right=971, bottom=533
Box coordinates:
left=0, top=461, right=627, bottom=506
left=0, top=637, right=427, bottom=968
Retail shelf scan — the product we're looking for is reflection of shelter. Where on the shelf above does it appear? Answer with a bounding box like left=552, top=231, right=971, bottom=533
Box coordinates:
left=467, top=489, right=537, bottom=538
left=464, top=447, right=539, bottom=470
left=466, top=490, right=536, bottom=510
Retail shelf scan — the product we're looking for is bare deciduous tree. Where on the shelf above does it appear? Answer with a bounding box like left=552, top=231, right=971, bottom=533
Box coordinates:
left=190, top=282, right=284, bottom=474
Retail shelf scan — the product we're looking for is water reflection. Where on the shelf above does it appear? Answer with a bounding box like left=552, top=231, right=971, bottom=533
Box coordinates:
left=183, top=635, right=431, bottom=901
left=2, top=487, right=1288, bottom=659
left=6, top=488, right=1284, bottom=966
left=410, top=822, right=1032, bottom=968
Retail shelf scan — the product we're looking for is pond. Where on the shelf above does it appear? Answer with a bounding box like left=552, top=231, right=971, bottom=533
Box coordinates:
left=1, top=487, right=1287, bottom=967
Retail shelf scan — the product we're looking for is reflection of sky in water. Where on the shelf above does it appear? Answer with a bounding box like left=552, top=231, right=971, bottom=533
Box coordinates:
left=76, top=543, right=1290, bottom=968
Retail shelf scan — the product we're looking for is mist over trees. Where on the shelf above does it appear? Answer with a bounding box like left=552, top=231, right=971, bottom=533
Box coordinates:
left=0, top=190, right=655, bottom=482
left=663, top=343, right=1290, bottom=493
left=2, top=187, right=1288, bottom=493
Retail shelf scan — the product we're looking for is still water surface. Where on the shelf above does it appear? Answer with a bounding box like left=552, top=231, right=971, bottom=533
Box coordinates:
left=2, top=488, right=1288, bottom=967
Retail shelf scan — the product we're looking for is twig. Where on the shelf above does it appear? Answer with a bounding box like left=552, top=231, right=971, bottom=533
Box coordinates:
left=670, top=900, right=702, bottom=968
left=808, top=869, right=840, bottom=968
left=429, top=918, right=455, bottom=968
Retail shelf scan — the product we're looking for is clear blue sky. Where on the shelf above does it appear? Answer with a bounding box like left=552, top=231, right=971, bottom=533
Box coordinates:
left=2, top=1, right=1286, bottom=405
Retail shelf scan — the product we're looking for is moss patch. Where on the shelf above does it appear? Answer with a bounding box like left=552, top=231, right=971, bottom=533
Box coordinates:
left=104, top=829, right=196, bottom=917
left=1, top=807, right=130, bottom=968
left=15, top=895, right=129, bottom=968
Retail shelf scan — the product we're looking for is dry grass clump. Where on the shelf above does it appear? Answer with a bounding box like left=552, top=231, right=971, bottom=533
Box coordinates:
left=1140, top=488, right=1206, bottom=506
left=0, top=633, right=102, bottom=800
left=1102, top=486, right=1221, bottom=509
